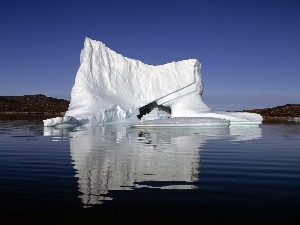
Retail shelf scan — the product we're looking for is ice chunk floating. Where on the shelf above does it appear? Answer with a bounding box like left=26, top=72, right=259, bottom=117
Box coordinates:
left=43, top=38, right=262, bottom=127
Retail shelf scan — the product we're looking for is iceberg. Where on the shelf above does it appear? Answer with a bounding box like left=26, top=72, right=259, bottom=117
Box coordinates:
left=43, top=38, right=262, bottom=127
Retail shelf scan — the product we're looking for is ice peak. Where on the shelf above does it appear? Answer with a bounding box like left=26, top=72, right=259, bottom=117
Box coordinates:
left=67, top=38, right=206, bottom=120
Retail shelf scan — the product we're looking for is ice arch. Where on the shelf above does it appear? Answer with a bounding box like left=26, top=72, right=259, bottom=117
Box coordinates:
left=137, top=101, right=171, bottom=120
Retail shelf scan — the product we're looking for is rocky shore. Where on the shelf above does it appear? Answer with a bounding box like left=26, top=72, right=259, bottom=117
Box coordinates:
left=242, top=104, right=300, bottom=123
left=0, top=94, right=69, bottom=120
left=0, top=95, right=299, bottom=123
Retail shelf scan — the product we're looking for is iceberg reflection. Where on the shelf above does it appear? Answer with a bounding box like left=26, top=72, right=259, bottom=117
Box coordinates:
left=229, top=125, right=262, bottom=141
left=44, top=125, right=262, bottom=206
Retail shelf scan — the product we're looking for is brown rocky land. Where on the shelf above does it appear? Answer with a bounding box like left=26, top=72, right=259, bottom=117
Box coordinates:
left=243, top=104, right=300, bottom=123
left=0, top=94, right=69, bottom=119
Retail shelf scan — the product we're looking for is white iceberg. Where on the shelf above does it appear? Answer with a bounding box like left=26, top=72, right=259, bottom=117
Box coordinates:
left=43, top=38, right=262, bottom=127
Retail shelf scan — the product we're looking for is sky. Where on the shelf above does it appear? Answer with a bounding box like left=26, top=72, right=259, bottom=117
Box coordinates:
left=0, top=0, right=299, bottom=110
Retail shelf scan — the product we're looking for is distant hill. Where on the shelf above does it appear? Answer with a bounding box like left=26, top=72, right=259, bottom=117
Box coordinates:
left=0, top=94, right=69, bottom=115
left=243, top=104, right=300, bottom=123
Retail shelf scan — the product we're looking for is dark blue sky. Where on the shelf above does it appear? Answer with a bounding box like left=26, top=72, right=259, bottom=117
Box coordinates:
left=0, top=0, right=299, bottom=109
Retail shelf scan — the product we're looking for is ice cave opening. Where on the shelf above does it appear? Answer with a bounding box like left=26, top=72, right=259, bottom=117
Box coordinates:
left=137, top=101, right=171, bottom=119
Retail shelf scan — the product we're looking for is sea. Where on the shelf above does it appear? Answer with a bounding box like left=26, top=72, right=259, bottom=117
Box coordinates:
left=0, top=118, right=300, bottom=224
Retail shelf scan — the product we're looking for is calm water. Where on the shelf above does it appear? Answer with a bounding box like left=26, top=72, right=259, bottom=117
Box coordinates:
left=0, top=120, right=300, bottom=224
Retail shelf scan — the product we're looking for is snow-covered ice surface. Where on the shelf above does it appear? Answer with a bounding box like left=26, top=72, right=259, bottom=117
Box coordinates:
left=43, top=116, right=82, bottom=128
left=132, top=117, right=229, bottom=127
left=43, top=37, right=262, bottom=127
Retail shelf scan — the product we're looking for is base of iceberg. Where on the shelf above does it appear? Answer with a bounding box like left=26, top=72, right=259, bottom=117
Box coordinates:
left=43, top=110, right=262, bottom=128
left=131, top=117, right=229, bottom=127
left=43, top=116, right=82, bottom=128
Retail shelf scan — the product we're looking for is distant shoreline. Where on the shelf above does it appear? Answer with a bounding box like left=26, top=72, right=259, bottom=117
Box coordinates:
left=242, top=104, right=300, bottom=124
left=0, top=112, right=65, bottom=115
left=0, top=94, right=69, bottom=118
left=0, top=95, right=299, bottom=123
left=0, top=112, right=65, bottom=120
